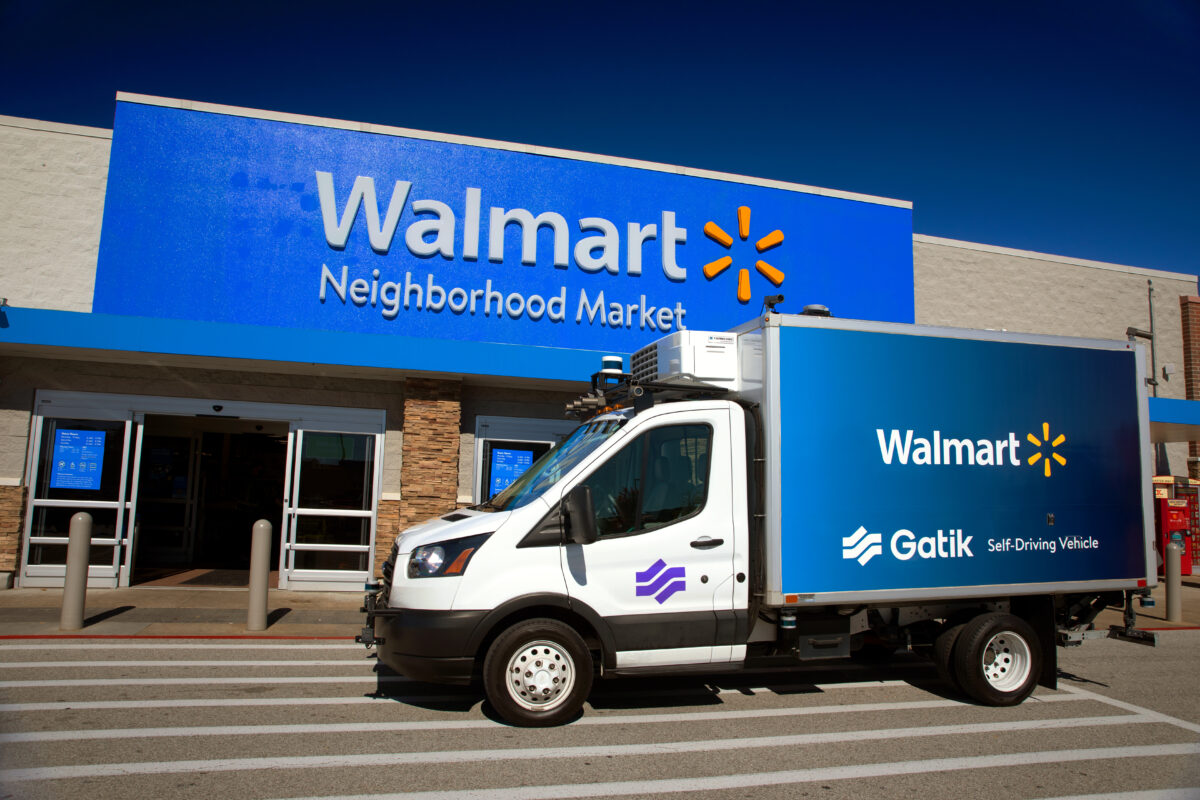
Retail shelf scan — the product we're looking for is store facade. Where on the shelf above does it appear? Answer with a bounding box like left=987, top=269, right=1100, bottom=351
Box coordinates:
left=1, top=95, right=1197, bottom=590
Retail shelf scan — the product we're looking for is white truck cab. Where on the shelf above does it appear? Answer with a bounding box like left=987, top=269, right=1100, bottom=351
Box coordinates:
left=362, top=313, right=1157, bottom=726
left=368, top=399, right=752, bottom=725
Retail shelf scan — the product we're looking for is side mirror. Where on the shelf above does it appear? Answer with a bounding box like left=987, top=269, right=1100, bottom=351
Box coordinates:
left=563, top=485, right=598, bottom=545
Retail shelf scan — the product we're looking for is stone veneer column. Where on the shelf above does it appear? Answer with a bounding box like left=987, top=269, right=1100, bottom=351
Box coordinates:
left=1180, top=297, right=1200, bottom=480
left=375, top=378, right=461, bottom=577
left=0, top=485, right=26, bottom=586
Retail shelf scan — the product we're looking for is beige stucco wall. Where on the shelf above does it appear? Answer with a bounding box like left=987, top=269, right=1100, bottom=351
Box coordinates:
left=0, top=117, right=110, bottom=313
left=914, top=234, right=1200, bottom=473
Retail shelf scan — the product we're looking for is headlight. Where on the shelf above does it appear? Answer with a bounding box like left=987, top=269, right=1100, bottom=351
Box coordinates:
left=407, top=533, right=491, bottom=578
left=410, top=546, right=444, bottom=576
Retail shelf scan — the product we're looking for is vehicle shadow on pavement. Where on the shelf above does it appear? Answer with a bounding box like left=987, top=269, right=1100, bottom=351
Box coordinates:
left=1056, top=668, right=1111, bottom=689
left=588, top=656, right=948, bottom=711
left=368, top=664, right=481, bottom=713
left=363, top=655, right=974, bottom=718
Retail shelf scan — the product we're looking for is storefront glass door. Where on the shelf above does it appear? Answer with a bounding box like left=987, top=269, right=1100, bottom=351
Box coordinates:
left=281, top=429, right=382, bottom=590
left=22, top=391, right=385, bottom=591
left=133, top=431, right=201, bottom=568
left=22, top=415, right=133, bottom=588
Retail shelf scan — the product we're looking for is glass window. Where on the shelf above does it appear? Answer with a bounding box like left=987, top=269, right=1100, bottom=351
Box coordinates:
left=581, top=424, right=711, bottom=538
left=27, top=507, right=119, bottom=566
left=294, top=516, right=370, bottom=547
left=293, top=550, right=369, bottom=571
left=30, top=506, right=119, bottom=539
left=35, top=418, right=127, bottom=503
left=29, top=543, right=116, bottom=566
left=487, top=417, right=626, bottom=511
left=296, top=433, right=375, bottom=510
left=587, top=433, right=644, bottom=537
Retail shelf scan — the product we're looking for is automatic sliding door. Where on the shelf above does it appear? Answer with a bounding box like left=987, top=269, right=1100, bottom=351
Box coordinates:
left=282, top=430, right=380, bottom=589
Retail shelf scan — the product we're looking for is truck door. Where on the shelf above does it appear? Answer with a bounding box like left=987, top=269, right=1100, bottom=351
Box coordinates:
left=562, top=408, right=737, bottom=669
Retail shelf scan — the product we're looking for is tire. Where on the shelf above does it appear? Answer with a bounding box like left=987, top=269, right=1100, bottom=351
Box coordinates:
left=483, top=618, right=593, bottom=727
left=933, top=622, right=965, bottom=693
left=952, top=612, right=1041, bottom=706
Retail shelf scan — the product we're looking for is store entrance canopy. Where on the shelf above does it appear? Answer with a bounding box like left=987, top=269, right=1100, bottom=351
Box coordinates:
left=1149, top=397, right=1200, bottom=442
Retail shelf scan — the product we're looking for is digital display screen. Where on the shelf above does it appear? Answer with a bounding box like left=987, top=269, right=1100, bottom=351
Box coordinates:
left=50, top=429, right=106, bottom=491
left=489, top=448, right=534, bottom=498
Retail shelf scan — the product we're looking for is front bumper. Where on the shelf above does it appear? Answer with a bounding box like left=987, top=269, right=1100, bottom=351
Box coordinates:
left=362, top=596, right=487, bottom=685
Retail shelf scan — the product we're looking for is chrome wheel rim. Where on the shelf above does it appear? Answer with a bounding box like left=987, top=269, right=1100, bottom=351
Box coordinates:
left=980, top=630, right=1031, bottom=692
left=505, top=639, right=575, bottom=712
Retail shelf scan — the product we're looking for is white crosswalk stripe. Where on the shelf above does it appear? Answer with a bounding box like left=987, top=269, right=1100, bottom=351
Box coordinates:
left=0, top=638, right=1196, bottom=800
left=274, top=746, right=1200, bottom=800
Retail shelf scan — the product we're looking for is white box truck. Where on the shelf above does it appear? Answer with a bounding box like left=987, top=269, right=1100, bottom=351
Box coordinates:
left=361, top=311, right=1157, bottom=726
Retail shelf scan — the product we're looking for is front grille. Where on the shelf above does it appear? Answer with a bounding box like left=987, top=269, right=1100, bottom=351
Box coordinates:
left=631, top=343, right=657, bottom=384
left=378, top=539, right=399, bottom=600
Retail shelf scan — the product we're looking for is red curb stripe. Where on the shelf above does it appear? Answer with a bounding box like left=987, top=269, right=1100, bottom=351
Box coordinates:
left=0, top=634, right=357, bottom=640
left=1138, top=626, right=1200, bottom=631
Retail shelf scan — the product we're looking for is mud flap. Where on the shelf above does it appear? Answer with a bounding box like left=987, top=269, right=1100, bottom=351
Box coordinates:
left=1012, top=595, right=1057, bottom=690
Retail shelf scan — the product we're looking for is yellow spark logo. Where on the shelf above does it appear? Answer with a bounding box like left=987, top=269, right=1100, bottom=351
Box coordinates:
left=702, top=206, right=785, bottom=303
left=1026, top=422, right=1066, bottom=477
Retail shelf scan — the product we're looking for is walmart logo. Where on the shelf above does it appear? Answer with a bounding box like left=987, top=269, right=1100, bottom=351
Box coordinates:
left=876, top=422, right=1068, bottom=477
left=702, top=206, right=785, bottom=303
left=1026, top=422, right=1067, bottom=477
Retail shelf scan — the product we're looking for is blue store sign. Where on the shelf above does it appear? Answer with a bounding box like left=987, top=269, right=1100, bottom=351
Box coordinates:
left=94, top=99, right=913, bottom=374
left=49, top=429, right=106, bottom=491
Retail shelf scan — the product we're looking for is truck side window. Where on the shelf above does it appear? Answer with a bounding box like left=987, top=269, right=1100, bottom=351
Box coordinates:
left=583, top=424, right=711, bottom=538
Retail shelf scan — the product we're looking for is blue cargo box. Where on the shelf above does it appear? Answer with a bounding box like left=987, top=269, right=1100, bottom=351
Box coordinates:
left=755, top=316, right=1154, bottom=605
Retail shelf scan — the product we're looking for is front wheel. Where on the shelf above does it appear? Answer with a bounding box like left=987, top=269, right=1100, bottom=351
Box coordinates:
left=952, top=612, right=1040, bottom=706
left=483, top=618, right=593, bottom=727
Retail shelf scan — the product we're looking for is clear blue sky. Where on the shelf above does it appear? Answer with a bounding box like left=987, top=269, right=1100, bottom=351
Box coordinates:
left=2, top=0, right=1197, bottom=276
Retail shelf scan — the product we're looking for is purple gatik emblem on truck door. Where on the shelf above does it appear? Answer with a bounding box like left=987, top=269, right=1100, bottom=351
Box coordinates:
left=635, top=559, right=686, bottom=604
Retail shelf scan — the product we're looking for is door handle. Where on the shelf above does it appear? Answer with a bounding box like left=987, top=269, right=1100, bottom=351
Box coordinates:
left=690, top=536, right=724, bottom=549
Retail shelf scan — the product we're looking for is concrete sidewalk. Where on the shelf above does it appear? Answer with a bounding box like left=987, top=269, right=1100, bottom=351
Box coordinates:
left=1094, top=576, right=1200, bottom=631
left=0, top=579, right=1198, bottom=639
left=0, top=586, right=366, bottom=637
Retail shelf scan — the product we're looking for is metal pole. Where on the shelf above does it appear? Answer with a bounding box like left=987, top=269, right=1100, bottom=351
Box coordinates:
left=60, top=512, right=92, bottom=631
left=1164, top=541, right=1183, bottom=623
left=247, top=519, right=273, bottom=631
left=1148, top=279, right=1158, bottom=396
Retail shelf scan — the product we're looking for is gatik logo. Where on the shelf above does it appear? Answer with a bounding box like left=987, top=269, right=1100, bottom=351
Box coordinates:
left=843, top=526, right=974, bottom=566
left=636, top=559, right=686, bottom=604
left=842, top=526, right=883, bottom=565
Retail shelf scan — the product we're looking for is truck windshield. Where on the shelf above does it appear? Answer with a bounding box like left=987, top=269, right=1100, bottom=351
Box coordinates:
left=482, top=417, right=626, bottom=511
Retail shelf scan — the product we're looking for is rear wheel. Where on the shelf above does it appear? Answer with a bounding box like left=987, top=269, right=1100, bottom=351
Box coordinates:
left=483, top=618, right=593, bottom=727
left=932, top=622, right=965, bottom=692
left=952, top=612, right=1040, bottom=706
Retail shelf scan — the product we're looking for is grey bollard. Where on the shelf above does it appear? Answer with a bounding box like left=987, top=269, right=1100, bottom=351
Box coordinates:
left=247, top=519, right=273, bottom=631
left=1165, top=541, right=1183, bottom=624
left=60, top=512, right=92, bottom=631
